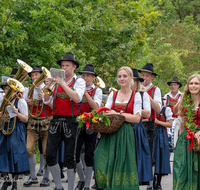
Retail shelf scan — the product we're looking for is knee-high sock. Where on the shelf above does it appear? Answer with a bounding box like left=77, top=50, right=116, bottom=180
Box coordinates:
left=84, top=166, right=93, bottom=188
left=29, top=155, right=36, bottom=178
left=43, top=159, right=50, bottom=179
left=49, top=163, right=62, bottom=189
left=147, top=165, right=155, bottom=188
left=39, top=154, right=44, bottom=171
left=80, top=153, right=86, bottom=170
left=156, top=174, right=162, bottom=186
left=67, top=169, right=76, bottom=190
left=76, top=162, right=85, bottom=181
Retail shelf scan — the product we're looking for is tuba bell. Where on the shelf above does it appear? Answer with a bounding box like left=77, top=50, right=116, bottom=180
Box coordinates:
left=0, top=78, right=25, bottom=135
left=28, top=67, right=51, bottom=118
left=94, top=76, right=105, bottom=88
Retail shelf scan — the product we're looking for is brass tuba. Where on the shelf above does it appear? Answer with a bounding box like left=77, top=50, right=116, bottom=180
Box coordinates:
left=28, top=67, right=51, bottom=118
left=0, top=78, right=25, bottom=135
left=15, top=59, right=33, bottom=83
left=94, top=76, right=105, bottom=88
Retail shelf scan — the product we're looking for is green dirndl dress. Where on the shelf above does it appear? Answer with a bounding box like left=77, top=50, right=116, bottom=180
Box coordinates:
left=173, top=127, right=200, bottom=190
left=94, top=121, right=139, bottom=190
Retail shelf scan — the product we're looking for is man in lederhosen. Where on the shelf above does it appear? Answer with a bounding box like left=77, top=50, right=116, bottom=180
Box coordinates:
left=138, top=63, right=162, bottom=190
left=44, top=52, right=85, bottom=190
left=75, top=64, right=102, bottom=190
left=164, top=77, right=182, bottom=118
left=23, top=66, right=53, bottom=187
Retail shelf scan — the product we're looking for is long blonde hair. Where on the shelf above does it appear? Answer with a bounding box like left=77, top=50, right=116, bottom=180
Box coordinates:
left=178, top=74, right=200, bottom=117
left=117, top=66, right=133, bottom=87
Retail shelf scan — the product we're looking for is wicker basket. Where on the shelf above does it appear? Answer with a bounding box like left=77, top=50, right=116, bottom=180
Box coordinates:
left=89, top=114, right=125, bottom=134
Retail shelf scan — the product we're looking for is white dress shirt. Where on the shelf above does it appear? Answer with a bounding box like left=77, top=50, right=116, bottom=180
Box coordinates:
left=44, top=74, right=86, bottom=104
left=146, top=83, right=162, bottom=110
left=86, top=84, right=102, bottom=108
left=164, top=90, right=182, bottom=107
left=105, top=91, right=142, bottom=115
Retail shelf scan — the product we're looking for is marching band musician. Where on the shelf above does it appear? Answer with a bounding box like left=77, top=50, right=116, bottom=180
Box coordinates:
left=131, top=68, right=153, bottom=185
left=138, top=63, right=162, bottom=190
left=0, top=80, right=29, bottom=190
left=164, top=77, right=182, bottom=118
left=23, top=66, right=52, bottom=188
left=43, top=52, right=85, bottom=190
left=75, top=64, right=102, bottom=190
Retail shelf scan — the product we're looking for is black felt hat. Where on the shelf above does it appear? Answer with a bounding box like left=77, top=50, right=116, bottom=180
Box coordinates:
left=78, top=64, right=97, bottom=76
left=103, top=86, right=110, bottom=94
left=10, top=68, right=18, bottom=77
left=138, top=63, right=158, bottom=76
left=1, top=83, right=9, bottom=90
left=167, top=77, right=182, bottom=88
left=131, top=68, right=144, bottom=82
left=57, top=52, right=79, bottom=69
left=28, top=66, right=42, bottom=77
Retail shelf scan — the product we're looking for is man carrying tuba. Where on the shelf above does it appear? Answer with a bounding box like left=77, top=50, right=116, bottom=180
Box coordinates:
left=23, top=66, right=53, bottom=188
left=44, top=52, right=86, bottom=190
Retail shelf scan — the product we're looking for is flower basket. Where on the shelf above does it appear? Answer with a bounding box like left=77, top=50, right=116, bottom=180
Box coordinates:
left=89, top=114, right=125, bottom=134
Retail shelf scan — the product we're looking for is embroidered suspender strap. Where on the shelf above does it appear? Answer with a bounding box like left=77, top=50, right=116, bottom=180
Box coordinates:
left=71, top=78, right=79, bottom=117
left=150, top=86, right=156, bottom=121
left=91, top=88, right=97, bottom=99
left=42, top=103, right=48, bottom=118
left=140, top=91, right=144, bottom=109
left=53, top=84, right=59, bottom=116
left=167, top=95, right=169, bottom=106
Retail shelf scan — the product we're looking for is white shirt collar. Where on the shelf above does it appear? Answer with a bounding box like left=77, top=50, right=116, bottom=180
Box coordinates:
left=145, top=83, right=153, bottom=90
left=86, top=84, right=95, bottom=90
left=63, top=74, right=77, bottom=85
left=167, top=90, right=182, bottom=99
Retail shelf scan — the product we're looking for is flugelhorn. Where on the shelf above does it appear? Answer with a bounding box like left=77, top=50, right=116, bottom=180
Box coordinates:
left=0, top=78, right=25, bottom=135
left=94, top=76, right=105, bottom=88
left=109, top=87, right=117, bottom=93
left=28, top=67, right=51, bottom=118
left=43, top=78, right=56, bottom=96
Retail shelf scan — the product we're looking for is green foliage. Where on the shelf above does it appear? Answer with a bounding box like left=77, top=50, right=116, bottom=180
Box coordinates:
left=0, top=0, right=159, bottom=88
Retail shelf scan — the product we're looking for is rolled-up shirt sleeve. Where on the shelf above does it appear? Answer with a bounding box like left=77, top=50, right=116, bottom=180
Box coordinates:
left=143, top=92, right=151, bottom=114
left=154, top=87, right=162, bottom=110
left=93, top=88, right=102, bottom=108
left=105, top=91, right=114, bottom=109
left=133, top=92, right=142, bottom=115
left=74, top=78, right=86, bottom=102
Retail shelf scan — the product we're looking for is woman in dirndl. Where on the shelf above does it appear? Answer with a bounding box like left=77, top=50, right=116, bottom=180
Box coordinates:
left=94, top=66, right=141, bottom=190
left=173, top=74, right=200, bottom=190
left=153, top=97, right=172, bottom=190
left=0, top=84, right=29, bottom=190
left=131, top=68, right=153, bottom=185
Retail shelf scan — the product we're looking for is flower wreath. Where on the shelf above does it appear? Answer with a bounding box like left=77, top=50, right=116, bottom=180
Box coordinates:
left=182, top=93, right=198, bottom=151
left=76, top=107, right=111, bottom=129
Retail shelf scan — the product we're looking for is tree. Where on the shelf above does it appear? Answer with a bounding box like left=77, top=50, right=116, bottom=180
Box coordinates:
left=0, top=0, right=159, bottom=87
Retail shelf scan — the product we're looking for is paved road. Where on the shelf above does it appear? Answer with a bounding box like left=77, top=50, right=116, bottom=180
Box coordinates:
left=1, top=154, right=174, bottom=190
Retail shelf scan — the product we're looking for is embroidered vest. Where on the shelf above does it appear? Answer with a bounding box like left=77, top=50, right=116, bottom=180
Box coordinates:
left=166, top=94, right=181, bottom=118
left=80, top=88, right=96, bottom=114
left=53, top=79, right=79, bottom=116
left=155, top=107, right=166, bottom=126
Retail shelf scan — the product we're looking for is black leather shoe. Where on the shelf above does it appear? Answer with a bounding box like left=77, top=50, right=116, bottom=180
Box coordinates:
left=11, top=186, right=17, bottom=190
left=40, top=178, right=50, bottom=187
left=23, top=177, right=38, bottom=186
left=155, top=185, right=162, bottom=190
left=54, top=187, right=64, bottom=190
left=37, top=169, right=44, bottom=176
left=0, top=182, right=12, bottom=190
left=91, top=184, right=96, bottom=189
left=84, top=188, right=89, bottom=190
left=146, top=188, right=153, bottom=190
left=75, top=181, right=85, bottom=190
